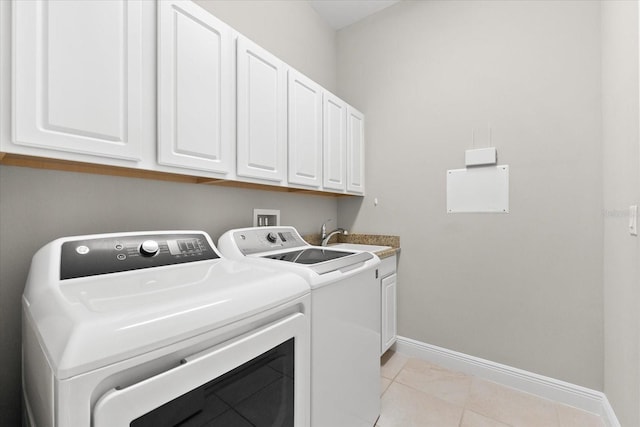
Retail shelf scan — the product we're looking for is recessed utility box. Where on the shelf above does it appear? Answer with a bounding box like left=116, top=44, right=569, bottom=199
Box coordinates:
left=253, top=209, right=280, bottom=227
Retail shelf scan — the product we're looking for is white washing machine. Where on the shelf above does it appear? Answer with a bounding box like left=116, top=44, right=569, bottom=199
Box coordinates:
left=22, top=230, right=310, bottom=427
left=218, top=226, right=381, bottom=427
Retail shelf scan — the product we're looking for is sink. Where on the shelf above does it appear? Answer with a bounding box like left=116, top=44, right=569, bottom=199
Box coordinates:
left=329, top=243, right=392, bottom=253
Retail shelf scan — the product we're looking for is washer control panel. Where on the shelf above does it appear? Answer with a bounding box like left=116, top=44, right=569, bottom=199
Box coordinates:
left=60, top=233, right=218, bottom=279
left=233, top=227, right=306, bottom=255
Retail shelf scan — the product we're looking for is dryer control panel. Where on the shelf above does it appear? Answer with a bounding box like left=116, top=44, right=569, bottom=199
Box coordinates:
left=60, top=233, right=218, bottom=279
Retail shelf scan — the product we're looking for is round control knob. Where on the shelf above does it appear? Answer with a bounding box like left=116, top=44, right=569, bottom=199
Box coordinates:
left=139, top=240, right=159, bottom=257
left=266, top=232, right=278, bottom=243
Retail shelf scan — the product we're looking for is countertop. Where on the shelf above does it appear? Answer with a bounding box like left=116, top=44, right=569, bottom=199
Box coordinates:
left=303, top=233, right=400, bottom=259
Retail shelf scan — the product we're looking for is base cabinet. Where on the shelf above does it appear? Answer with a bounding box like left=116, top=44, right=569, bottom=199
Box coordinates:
left=381, top=274, right=397, bottom=354
left=379, top=255, right=398, bottom=355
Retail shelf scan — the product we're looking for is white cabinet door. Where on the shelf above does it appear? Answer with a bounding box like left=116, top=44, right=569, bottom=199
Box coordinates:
left=381, top=273, right=397, bottom=355
left=322, top=93, right=347, bottom=191
left=346, top=106, right=365, bottom=195
left=157, top=0, right=233, bottom=174
left=288, top=70, right=322, bottom=188
left=236, top=36, right=287, bottom=182
left=0, top=1, right=7, bottom=150
left=12, top=0, right=144, bottom=161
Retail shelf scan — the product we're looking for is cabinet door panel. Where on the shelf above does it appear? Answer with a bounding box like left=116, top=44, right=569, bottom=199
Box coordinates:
left=158, top=0, right=233, bottom=173
left=381, top=274, right=397, bottom=355
left=347, top=107, right=365, bottom=194
left=1, top=1, right=7, bottom=150
left=288, top=71, right=322, bottom=188
left=322, top=93, right=346, bottom=191
left=13, top=0, right=142, bottom=160
left=237, top=36, right=286, bottom=182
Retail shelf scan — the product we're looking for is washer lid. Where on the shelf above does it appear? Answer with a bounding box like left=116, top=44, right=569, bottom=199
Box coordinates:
left=261, top=248, right=373, bottom=275
left=24, top=232, right=309, bottom=379
left=262, top=247, right=355, bottom=264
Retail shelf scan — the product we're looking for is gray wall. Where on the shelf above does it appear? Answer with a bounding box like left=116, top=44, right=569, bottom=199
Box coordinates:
left=602, top=1, right=640, bottom=426
left=4, top=0, right=639, bottom=423
left=195, top=0, right=337, bottom=92
left=0, top=1, right=337, bottom=424
left=337, top=0, right=604, bottom=389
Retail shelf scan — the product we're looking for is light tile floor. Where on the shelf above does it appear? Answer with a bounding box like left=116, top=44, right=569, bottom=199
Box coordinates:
left=377, top=351, right=605, bottom=427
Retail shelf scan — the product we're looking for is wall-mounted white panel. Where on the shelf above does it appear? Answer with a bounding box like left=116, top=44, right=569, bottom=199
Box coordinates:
left=158, top=0, right=233, bottom=174
left=447, top=165, right=509, bottom=213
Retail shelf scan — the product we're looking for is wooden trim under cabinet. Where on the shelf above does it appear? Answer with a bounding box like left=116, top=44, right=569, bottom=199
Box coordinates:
left=0, top=153, right=352, bottom=197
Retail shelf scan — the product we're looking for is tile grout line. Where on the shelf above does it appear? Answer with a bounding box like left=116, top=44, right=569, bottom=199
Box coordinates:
left=394, top=337, right=610, bottom=420
left=381, top=352, right=605, bottom=427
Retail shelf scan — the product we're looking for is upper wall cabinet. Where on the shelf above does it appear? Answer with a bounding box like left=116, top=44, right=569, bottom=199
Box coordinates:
left=288, top=70, right=322, bottom=189
left=236, top=35, right=287, bottom=183
left=323, top=92, right=347, bottom=192
left=346, top=106, right=365, bottom=194
left=321, top=93, right=366, bottom=195
left=3, top=1, right=365, bottom=196
left=0, top=1, right=7, bottom=148
left=157, top=0, right=233, bottom=175
left=12, top=0, right=145, bottom=162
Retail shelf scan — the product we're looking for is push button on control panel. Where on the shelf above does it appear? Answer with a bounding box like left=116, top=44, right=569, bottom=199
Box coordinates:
left=75, top=245, right=90, bottom=255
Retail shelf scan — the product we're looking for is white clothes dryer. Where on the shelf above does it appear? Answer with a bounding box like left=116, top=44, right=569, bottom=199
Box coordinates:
left=22, top=230, right=310, bottom=427
left=218, top=226, right=381, bottom=427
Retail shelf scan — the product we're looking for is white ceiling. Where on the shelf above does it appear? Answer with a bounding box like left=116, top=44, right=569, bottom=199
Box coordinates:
left=309, top=0, right=400, bottom=30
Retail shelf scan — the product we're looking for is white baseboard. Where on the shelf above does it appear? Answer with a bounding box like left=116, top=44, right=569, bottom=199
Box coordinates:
left=601, top=395, right=622, bottom=427
left=393, top=336, right=620, bottom=427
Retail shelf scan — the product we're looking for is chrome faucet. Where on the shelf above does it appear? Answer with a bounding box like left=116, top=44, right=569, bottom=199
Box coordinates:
left=320, top=220, right=348, bottom=246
